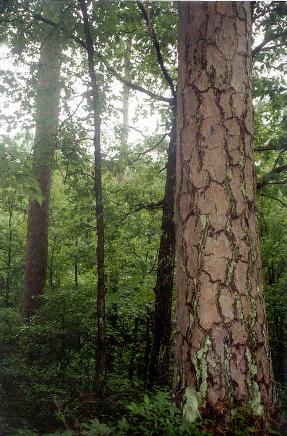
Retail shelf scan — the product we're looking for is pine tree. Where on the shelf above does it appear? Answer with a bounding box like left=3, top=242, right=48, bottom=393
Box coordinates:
left=174, top=1, right=275, bottom=421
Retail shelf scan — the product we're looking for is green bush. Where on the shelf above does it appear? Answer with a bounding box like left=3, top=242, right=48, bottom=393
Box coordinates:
left=83, top=392, right=210, bottom=435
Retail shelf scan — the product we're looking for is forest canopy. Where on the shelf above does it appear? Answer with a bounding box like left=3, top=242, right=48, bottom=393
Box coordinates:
left=0, top=1, right=287, bottom=435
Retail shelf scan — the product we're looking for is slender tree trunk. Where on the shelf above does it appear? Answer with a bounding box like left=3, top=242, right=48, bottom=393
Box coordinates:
left=149, top=110, right=176, bottom=387
left=6, top=200, right=13, bottom=307
left=129, top=317, right=138, bottom=381
left=121, top=53, right=130, bottom=146
left=144, top=315, right=151, bottom=386
left=21, top=5, right=62, bottom=319
left=174, top=1, right=275, bottom=421
left=49, top=238, right=56, bottom=290
left=74, top=238, right=79, bottom=289
left=117, top=52, right=130, bottom=184
left=272, top=315, right=285, bottom=385
left=79, top=0, right=106, bottom=398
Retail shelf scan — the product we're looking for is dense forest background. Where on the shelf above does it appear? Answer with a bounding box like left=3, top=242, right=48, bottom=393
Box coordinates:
left=0, top=1, right=287, bottom=435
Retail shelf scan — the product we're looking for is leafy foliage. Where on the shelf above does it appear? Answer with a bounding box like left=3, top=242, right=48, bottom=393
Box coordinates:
left=0, top=1, right=286, bottom=435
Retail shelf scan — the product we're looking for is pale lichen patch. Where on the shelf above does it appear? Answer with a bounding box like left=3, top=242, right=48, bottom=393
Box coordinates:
left=184, top=336, right=211, bottom=422
left=245, top=347, right=264, bottom=416
left=183, top=387, right=200, bottom=423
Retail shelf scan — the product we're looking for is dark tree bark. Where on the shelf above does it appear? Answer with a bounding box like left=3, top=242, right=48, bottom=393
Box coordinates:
left=49, top=238, right=57, bottom=290
left=79, top=0, right=106, bottom=398
left=137, top=3, right=177, bottom=389
left=149, top=110, right=176, bottom=387
left=121, top=51, right=130, bottom=147
left=117, top=52, right=130, bottom=184
left=144, top=315, right=151, bottom=386
left=129, top=317, right=138, bottom=381
left=174, top=1, right=275, bottom=421
left=74, top=238, right=79, bottom=289
left=21, top=5, right=62, bottom=319
left=6, top=199, right=13, bottom=307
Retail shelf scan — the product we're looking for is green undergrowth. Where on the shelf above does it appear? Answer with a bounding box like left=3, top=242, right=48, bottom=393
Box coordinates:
left=10, top=391, right=283, bottom=436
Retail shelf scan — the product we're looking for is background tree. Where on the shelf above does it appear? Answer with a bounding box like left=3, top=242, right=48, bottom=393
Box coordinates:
left=21, top=2, right=63, bottom=319
left=79, top=0, right=107, bottom=398
left=136, top=0, right=177, bottom=388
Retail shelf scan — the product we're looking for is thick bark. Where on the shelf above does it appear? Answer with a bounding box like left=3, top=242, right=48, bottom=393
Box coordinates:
left=149, top=111, right=176, bottom=387
left=174, top=1, right=275, bottom=420
left=21, top=6, right=61, bottom=319
left=79, top=0, right=106, bottom=398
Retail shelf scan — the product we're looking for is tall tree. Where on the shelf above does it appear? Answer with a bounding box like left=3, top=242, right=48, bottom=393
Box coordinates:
left=174, top=1, right=275, bottom=422
left=79, top=0, right=107, bottom=398
left=148, top=111, right=176, bottom=387
left=5, top=198, right=13, bottom=307
left=21, top=3, right=62, bottom=319
left=121, top=51, right=130, bottom=147
left=137, top=1, right=177, bottom=387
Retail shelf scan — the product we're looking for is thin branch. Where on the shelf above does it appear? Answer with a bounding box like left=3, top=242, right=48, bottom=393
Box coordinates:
left=128, top=125, right=147, bottom=138
left=269, top=144, right=287, bottom=175
left=255, top=143, right=287, bottom=153
left=158, top=164, right=167, bottom=173
left=272, top=62, right=287, bottom=71
left=253, top=29, right=287, bottom=57
left=137, top=1, right=176, bottom=98
left=58, top=94, right=86, bottom=134
left=254, top=43, right=286, bottom=54
left=259, top=193, right=287, bottom=208
left=32, top=13, right=172, bottom=104
left=264, top=180, right=287, bottom=185
left=129, top=133, right=168, bottom=164
left=95, top=49, right=173, bottom=103
left=120, top=199, right=163, bottom=223
left=64, top=169, right=94, bottom=180
left=257, top=163, right=287, bottom=190
left=272, top=164, right=287, bottom=175
left=33, top=13, right=86, bottom=47
left=257, top=179, right=287, bottom=190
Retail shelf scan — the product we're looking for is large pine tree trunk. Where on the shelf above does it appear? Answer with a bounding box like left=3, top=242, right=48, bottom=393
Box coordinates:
left=21, top=6, right=61, bottom=319
left=149, top=111, right=176, bottom=387
left=174, top=1, right=275, bottom=421
left=79, top=0, right=107, bottom=398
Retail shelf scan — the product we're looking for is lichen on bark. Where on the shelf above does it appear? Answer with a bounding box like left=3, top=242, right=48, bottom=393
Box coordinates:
left=193, top=335, right=211, bottom=399
left=174, top=1, right=276, bottom=419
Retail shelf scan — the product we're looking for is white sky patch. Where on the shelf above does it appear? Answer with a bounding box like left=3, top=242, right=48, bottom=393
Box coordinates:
left=0, top=43, right=165, bottom=155
left=0, top=28, right=285, bottom=156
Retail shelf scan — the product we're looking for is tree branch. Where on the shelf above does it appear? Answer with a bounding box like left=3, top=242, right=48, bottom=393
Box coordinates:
left=136, top=1, right=176, bottom=98
left=259, top=193, right=287, bottom=208
left=120, top=199, right=163, bottom=223
left=128, top=125, right=147, bottom=138
left=271, top=164, right=287, bottom=175
left=32, top=13, right=172, bottom=104
left=129, top=133, right=168, bottom=164
left=257, top=164, right=287, bottom=190
left=95, top=50, right=173, bottom=103
left=255, top=144, right=287, bottom=153
left=253, top=29, right=287, bottom=58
